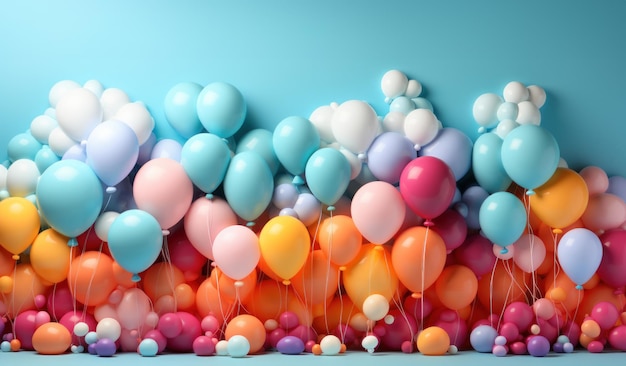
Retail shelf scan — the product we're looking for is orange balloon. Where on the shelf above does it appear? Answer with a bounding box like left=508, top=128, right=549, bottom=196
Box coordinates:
left=0, top=247, right=13, bottom=276
left=67, top=251, right=116, bottom=307
left=576, top=282, right=625, bottom=324
left=29, top=229, right=72, bottom=284
left=112, top=260, right=136, bottom=288
left=225, top=314, right=267, bottom=354
left=530, top=168, right=589, bottom=231
left=416, top=326, right=450, bottom=355
left=210, top=267, right=257, bottom=303
left=195, top=277, right=236, bottom=327
left=343, top=244, right=398, bottom=312
left=435, top=264, right=478, bottom=310
left=2, top=263, right=48, bottom=318
left=174, top=283, right=196, bottom=312
left=259, top=215, right=311, bottom=284
left=291, top=250, right=339, bottom=306
left=312, top=295, right=356, bottom=335
left=544, top=270, right=582, bottom=316
left=0, top=197, right=40, bottom=259
left=141, top=261, right=185, bottom=302
left=317, top=215, right=362, bottom=269
left=391, top=226, right=446, bottom=297
left=243, top=279, right=312, bottom=326
left=476, top=260, right=531, bottom=315
left=32, top=322, right=72, bottom=355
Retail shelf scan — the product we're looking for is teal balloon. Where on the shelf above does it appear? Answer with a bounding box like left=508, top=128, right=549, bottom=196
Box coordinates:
left=224, top=151, right=274, bottom=223
left=472, top=132, right=512, bottom=193
left=478, top=191, right=527, bottom=249
left=8, top=132, right=42, bottom=162
left=34, top=145, right=60, bottom=173
left=181, top=133, right=231, bottom=194
left=36, top=159, right=104, bottom=241
left=305, top=147, right=351, bottom=208
left=236, top=128, right=280, bottom=176
left=196, top=82, right=246, bottom=138
left=272, top=116, right=320, bottom=177
left=501, top=124, right=560, bottom=192
left=164, top=82, right=204, bottom=138
left=107, top=209, right=163, bottom=281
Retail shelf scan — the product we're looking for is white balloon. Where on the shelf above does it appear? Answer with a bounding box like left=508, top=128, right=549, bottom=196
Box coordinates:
left=48, top=126, right=78, bottom=157
left=309, top=103, right=337, bottom=143
left=361, top=334, right=379, bottom=352
left=404, top=79, right=422, bottom=98
left=48, top=80, right=81, bottom=108
left=7, top=159, right=40, bottom=197
left=96, top=317, right=122, bottom=342
left=55, top=87, right=103, bottom=142
left=503, top=81, right=529, bottom=103
left=558, top=157, right=569, bottom=168
left=29, top=115, right=58, bottom=145
left=320, top=334, right=342, bottom=355
left=382, top=111, right=405, bottom=133
left=113, top=102, right=155, bottom=145
left=496, top=102, right=518, bottom=122
left=215, top=340, right=229, bottom=356
left=339, top=147, right=362, bottom=180
left=331, top=100, right=380, bottom=155
left=515, top=100, right=541, bottom=125
left=472, top=93, right=503, bottom=131
left=83, top=79, right=104, bottom=98
left=44, top=107, right=56, bottom=119
left=95, top=211, right=120, bottom=242
left=362, top=293, right=389, bottom=321
left=527, top=85, right=547, bottom=108
left=403, top=108, right=440, bottom=150
left=494, top=119, right=519, bottom=139
left=381, top=70, right=408, bottom=102
left=100, top=87, right=131, bottom=121
left=0, top=165, right=8, bottom=194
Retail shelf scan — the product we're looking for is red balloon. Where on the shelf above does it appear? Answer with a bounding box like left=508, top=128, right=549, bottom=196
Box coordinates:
left=598, top=229, right=626, bottom=289
left=399, top=156, right=456, bottom=222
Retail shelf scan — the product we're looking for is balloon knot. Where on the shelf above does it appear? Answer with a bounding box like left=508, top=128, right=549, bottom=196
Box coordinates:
left=525, top=189, right=535, bottom=196
left=282, top=280, right=291, bottom=286
left=423, top=220, right=435, bottom=227
left=234, top=281, right=244, bottom=288
left=411, top=292, right=422, bottom=299
left=500, top=247, right=509, bottom=254
left=105, top=186, right=117, bottom=194
left=131, top=274, right=141, bottom=282
left=357, top=153, right=367, bottom=163
left=478, top=126, right=486, bottom=134
left=205, top=193, right=214, bottom=200
left=161, top=229, right=170, bottom=236
left=327, top=205, right=336, bottom=212
left=575, top=284, right=584, bottom=290
left=12, top=254, right=19, bottom=261
left=552, top=228, right=563, bottom=234
left=413, top=144, right=421, bottom=151
left=246, top=221, right=256, bottom=227
left=68, top=238, right=78, bottom=247
left=373, top=245, right=384, bottom=252
left=292, top=175, right=305, bottom=186
left=339, top=266, right=346, bottom=271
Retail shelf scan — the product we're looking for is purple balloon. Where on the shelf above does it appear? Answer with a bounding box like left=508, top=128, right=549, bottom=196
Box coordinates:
left=150, top=138, right=183, bottom=161
left=607, top=176, right=626, bottom=203
left=95, top=338, right=117, bottom=357
left=461, top=185, right=489, bottom=230
left=86, top=120, right=139, bottom=187
left=526, top=335, right=550, bottom=357
left=273, top=183, right=299, bottom=209
left=276, top=335, right=305, bottom=355
left=419, top=127, right=473, bottom=181
left=366, top=132, right=416, bottom=185
left=62, top=144, right=87, bottom=162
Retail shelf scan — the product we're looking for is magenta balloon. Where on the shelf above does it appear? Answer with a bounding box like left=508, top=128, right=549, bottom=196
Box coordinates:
left=380, top=309, right=418, bottom=351
left=351, top=181, right=406, bottom=244
left=598, top=229, right=626, bottom=289
left=453, top=234, right=496, bottom=278
left=431, top=208, right=468, bottom=253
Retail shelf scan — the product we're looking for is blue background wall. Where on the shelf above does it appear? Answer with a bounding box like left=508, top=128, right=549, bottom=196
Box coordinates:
left=1, top=0, right=625, bottom=176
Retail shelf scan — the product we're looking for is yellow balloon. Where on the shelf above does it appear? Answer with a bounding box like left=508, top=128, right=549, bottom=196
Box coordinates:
left=259, top=215, right=310, bottom=284
left=30, top=229, right=72, bottom=284
left=0, top=197, right=40, bottom=259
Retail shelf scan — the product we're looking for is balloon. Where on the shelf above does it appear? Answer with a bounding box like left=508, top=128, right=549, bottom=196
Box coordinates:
left=399, top=156, right=456, bottom=222
left=392, top=227, right=446, bottom=297
left=362, top=293, right=390, bottom=321
left=478, top=191, right=527, bottom=249
left=225, top=314, right=266, bottom=355
left=3, top=264, right=48, bottom=318
left=48, top=126, right=77, bottom=157
left=351, top=181, right=406, bottom=245
left=48, top=79, right=81, bottom=107
left=0, top=197, right=40, bottom=259
left=259, top=215, right=310, bottom=284
left=529, top=168, right=589, bottom=231
left=403, top=109, right=440, bottom=151
left=32, top=322, right=72, bottom=355
left=86, top=120, right=139, bottom=188
left=501, top=124, right=560, bottom=192
left=99, top=87, right=130, bottom=120
left=431, top=208, right=468, bottom=253
left=381, top=70, right=409, bottom=102
left=472, top=93, right=503, bottom=132
left=213, top=225, right=260, bottom=281
left=516, top=100, right=541, bottom=125
left=272, top=183, right=299, bottom=209
left=416, top=326, right=450, bottom=355
left=167, top=229, right=207, bottom=280
left=107, top=209, right=163, bottom=281
left=366, top=132, right=417, bottom=184
left=34, top=145, right=60, bottom=173
left=55, top=87, right=103, bottom=142
left=304, top=147, right=351, bottom=208
left=236, top=128, right=280, bottom=176
left=557, top=228, right=603, bottom=288
left=419, top=128, right=473, bottom=181
left=309, top=103, right=337, bottom=144
left=476, top=261, right=531, bottom=317
left=317, top=215, right=362, bottom=268
left=163, top=81, right=204, bottom=138
left=292, top=192, right=322, bottom=226
left=607, top=176, right=626, bottom=202
left=116, top=288, right=151, bottom=330
left=453, top=234, right=496, bottom=278
left=7, top=132, right=42, bottom=162
left=29, top=228, right=71, bottom=284
left=68, top=251, right=117, bottom=307
left=581, top=193, right=626, bottom=233
left=184, top=196, right=238, bottom=260
left=461, top=185, right=490, bottom=230
left=472, top=132, right=512, bottom=193
left=272, top=116, right=320, bottom=179
left=579, top=166, right=609, bottom=196
left=180, top=133, right=231, bottom=194
left=597, top=229, right=626, bottom=289
left=36, top=159, right=104, bottom=243
left=150, top=138, right=182, bottom=161
left=6, top=158, right=40, bottom=197
left=331, top=100, right=380, bottom=155
left=291, top=249, right=339, bottom=306
left=390, top=96, right=415, bottom=115
left=512, top=234, right=546, bottom=273
left=133, top=157, right=194, bottom=230
left=196, top=81, right=246, bottom=138
left=434, top=265, right=478, bottom=311
left=223, top=151, right=274, bottom=223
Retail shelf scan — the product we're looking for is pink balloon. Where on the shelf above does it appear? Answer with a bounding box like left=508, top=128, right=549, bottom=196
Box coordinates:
left=167, top=228, right=207, bottom=280
left=119, top=328, right=141, bottom=352
left=502, top=302, right=533, bottom=333
left=116, top=288, right=151, bottom=330
left=133, top=157, right=194, bottom=230
left=590, top=301, right=620, bottom=330
left=512, top=234, right=546, bottom=273
left=14, top=310, right=38, bottom=350
left=429, top=309, right=468, bottom=349
left=184, top=196, right=238, bottom=260
left=212, top=224, right=260, bottom=280
left=350, top=181, right=406, bottom=244
left=164, top=312, right=202, bottom=353
left=608, top=325, right=626, bottom=351
left=59, top=310, right=97, bottom=346
left=454, top=234, right=496, bottom=278
left=532, top=298, right=555, bottom=320
left=380, top=309, right=418, bottom=351
left=598, top=229, right=626, bottom=289
left=47, top=282, right=77, bottom=320
left=431, top=208, right=468, bottom=253
left=579, top=166, right=609, bottom=196
left=399, top=156, right=456, bottom=222
left=581, top=193, right=626, bottom=233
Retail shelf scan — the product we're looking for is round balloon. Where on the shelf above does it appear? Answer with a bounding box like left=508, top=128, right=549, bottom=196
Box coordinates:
left=236, top=128, right=280, bottom=176
left=86, top=120, right=139, bottom=188
left=164, top=81, right=204, bottom=138
left=557, top=228, right=603, bottom=288
left=259, top=215, right=310, bottom=284
left=304, top=147, right=351, bottom=208
left=272, top=116, right=320, bottom=178
left=196, top=81, right=246, bottom=138
left=472, top=132, right=512, bottom=193
left=478, top=191, right=527, bottom=249
left=366, top=131, right=417, bottom=184
left=351, top=181, right=406, bottom=244
left=212, top=225, right=260, bottom=281
left=419, top=128, right=473, bottom=181
left=331, top=100, right=380, bottom=155
left=0, top=197, right=40, bottom=259
left=180, top=133, right=231, bottom=194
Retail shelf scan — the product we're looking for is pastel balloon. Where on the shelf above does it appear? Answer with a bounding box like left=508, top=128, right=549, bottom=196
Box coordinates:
left=581, top=193, right=626, bottom=233
left=472, top=132, right=512, bottom=193
left=309, top=103, right=337, bottom=144
left=331, top=100, right=380, bottom=154
left=181, top=133, right=231, bottom=194
left=557, top=228, right=603, bottom=288
left=472, top=93, right=503, bottom=132
left=579, top=166, right=609, bottom=195
left=212, top=225, right=260, bottom=281
left=453, top=233, right=496, bottom=278
left=259, top=215, right=310, bottom=284
left=317, top=214, right=362, bottom=268
left=435, top=265, right=478, bottom=310
left=272, top=116, right=320, bottom=177
left=366, top=131, right=417, bottom=184
left=419, top=127, right=473, bottom=181
left=417, top=326, right=450, bottom=355
left=461, top=185, right=490, bottom=230
left=479, top=191, right=527, bottom=249
left=7, top=158, right=40, bottom=197
left=55, top=87, right=103, bottom=142
left=597, top=229, right=626, bottom=289
left=48, top=79, right=81, bottom=107
left=32, top=322, right=72, bottom=355
left=351, top=181, right=406, bottom=244
left=163, top=81, right=204, bottom=138
left=225, top=314, right=266, bottom=355
left=184, top=196, right=238, bottom=260
left=68, top=251, right=117, bottom=307
left=291, top=249, right=339, bottom=306
left=236, top=128, right=280, bottom=176
left=116, top=288, right=151, bottom=330
left=292, top=192, right=322, bottom=226
left=100, top=87, right=130, bottom=121
left=0, top=197, right=40, bottom=258
left=389, top=96, right=415, bottom=115
left=113, top=102, right=155, bottom=145
left=86, top=120, right=139, bottom=188
left=431, top=208, right=468, bottom=253
left=48, top=126, right=77, bottom=157
left=196, top=81, right=246, bottom=138
left=381, top=69, right=409, bottom=102
left=607, top=176, right=626, bottom=202
left=150, top=138, right=182, bottom=161
left=403, top=108, right=440, bottom=150
left=512, top=234, right=546, bottom=273
left=516, top=100, right=541, bottom=125
left=362, top=293, right=390, bottom=321
left=29, top=228, right=71, bottom=284
left=7, top=132, right=42, bottom=162
left=304, top=147, right=351, bottom=207
left=34, top=145, right=60, bottom=173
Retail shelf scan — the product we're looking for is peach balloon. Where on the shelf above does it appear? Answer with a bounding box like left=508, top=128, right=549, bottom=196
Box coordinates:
left=184, top=196, right=238, bottom=261
left=317, top=215, right=362, bottom=269
left=3, top=263, right=48, bottom=318
left=581, top=193, right=626, bottom=233
left=225, top=314, right=267, bottom=354
left=67, top=251, right=117, bottom=307
left=291, top=250, right=339, bottom=306
left=32, top=322, right=72, bottom=355
left=579, top=165, right=609, bottom=196
left=209, top=267, right=257, bottom=303
left=196, top=277, right=237, bottom=327
left=476, top=260, right=530, bottom=315
left=243, top=279, right=311, bottom=326
left=435, top=264, right=478, bottom=311
left=416, top=326, right=450, bottom=355
left=142, top=262, right=185, bottom=302
left=0, top=197, right=40, bottom=259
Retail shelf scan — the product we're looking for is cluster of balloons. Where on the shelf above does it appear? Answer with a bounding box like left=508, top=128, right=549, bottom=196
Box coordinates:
left=1, top=71, right=626, bottom=360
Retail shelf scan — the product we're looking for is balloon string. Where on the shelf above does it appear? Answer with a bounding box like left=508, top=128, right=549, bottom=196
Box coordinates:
left=323, top=210, right=332, bottom=336
left=420, top=226, right=428, bottom=332
left=568, top=290, right=584, bottom=337
left=160, top=236, right=178, bottom=311
left=488, top=258, right=498, bottom=328
left=81, top=240, right=104, bottom=322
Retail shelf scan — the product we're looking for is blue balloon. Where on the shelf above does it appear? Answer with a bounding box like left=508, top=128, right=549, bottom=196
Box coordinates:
left=470, top=325, right=498, bottom=353
left=557, top=228, right=603, bottom=288
left=108, top=209, right=163, bottom=281
left=36, top=159, right=104, bottom=243
left=86, top=120, right=139, bottom=188
left=472, top=132, right=513, bottom=193
left=223, top=151, right=274, bottom=223
left=236, top=128, right=280, bottom=176
left=34, top=145, right=60, bottom=173
left=293, top=192, right=322, bottom=226
left=501, top=124, right=560, bottom=192
left=304, top=147, right=351, bottom=209
left=7, top=132, right=42, bottom=162
left=419, top=128, right=473, bottom=181
left=164, top=82, right=204, bottom=138
left=478, top=191, right=527, bottom=249
left=196, top=81, right=246, bottom=138
left=389, top=96, right=416, bottom=115
left=366, top=131, right=416, bottom=185
left=272, top=116, right=320, bottom=178
left=62, top=144, right=86, bottom=162
left=150, top=138, right=182, bottom=161
left=411, top=97, right=433, bottom=111
left=181, top=133, right=231, bottom=194
left=138, top=338, right=159, bottom=357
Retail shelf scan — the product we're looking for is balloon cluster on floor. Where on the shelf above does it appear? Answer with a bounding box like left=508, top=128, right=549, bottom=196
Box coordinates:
left=1, top=71, right=626, bottom=358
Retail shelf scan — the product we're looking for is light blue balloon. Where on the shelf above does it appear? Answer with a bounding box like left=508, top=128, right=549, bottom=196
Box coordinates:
left=411, top=97, right=433, bottom=111
left=304, top=147, right=351, bottom=209
left=138, top=338, right=159, bottom=357
left=472, top=132, right=513, bottom=193
left=8, top=132, right=43, bottom=162
left=419, top=128, right=473, bottom=181
left=470, top=325, right=498, bottom=353
left=557, top=228, right=603, bottom=288
left=164, top=82, right=204, bottom=138
left=86, top=120, right=139, bottom=188
left=478, top=191, right=527, bottom=248
left=108, top=209, right=163, bottom=281
left=34, top=145, right=60, bottom=173
left=223, top=151, right=274, bottom=224
left=272, top=116, right=320, bottom=177
left=236, top=128, right=280, bottom=176
left=62, top=144, right=86, bottom=162
left=36, top=159, right=104, bottom=243
left=196, top=81, right=247, bottom=138
left=181, top=133, right=231, bottom=194
left=389, top=96, right=415, bottom=115
left=501, top=124, right=560, bottom=192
